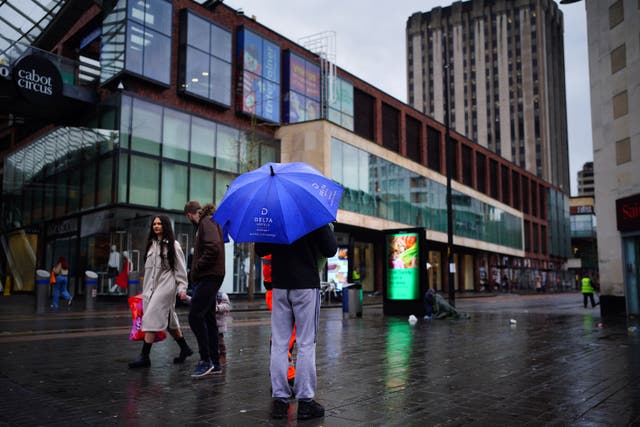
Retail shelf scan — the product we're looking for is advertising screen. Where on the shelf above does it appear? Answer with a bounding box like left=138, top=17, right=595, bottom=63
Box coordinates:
left=386, top=232, right=420, bottom=300
left=326, top=247, right=349, bottom=291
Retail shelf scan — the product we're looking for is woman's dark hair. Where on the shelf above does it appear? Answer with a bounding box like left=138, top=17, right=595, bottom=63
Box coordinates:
left=57, top=256, right=68, bottom=270
left=145, top=215, right=177, bottom=271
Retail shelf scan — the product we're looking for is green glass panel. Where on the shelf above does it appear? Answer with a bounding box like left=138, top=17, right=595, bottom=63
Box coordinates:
left=130, top=155, right=159, bottom=207
left=161, top=162, right=187, bottom=210
left=190, top=167, right=213, bottom=206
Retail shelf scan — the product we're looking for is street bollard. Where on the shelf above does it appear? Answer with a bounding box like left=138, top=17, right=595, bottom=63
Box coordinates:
left=127, top=271, right=140, bottom=297
left=342, top=283, right=363, bottom=319
left=35, top=269, right=50, bottom=314
left=85, top=270, right=98, bottom=311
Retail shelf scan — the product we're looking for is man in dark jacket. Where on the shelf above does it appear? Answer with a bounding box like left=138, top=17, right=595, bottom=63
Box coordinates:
left=256, top=224, right=337, bottom=420
left=183, top=201, right=226, bottom=378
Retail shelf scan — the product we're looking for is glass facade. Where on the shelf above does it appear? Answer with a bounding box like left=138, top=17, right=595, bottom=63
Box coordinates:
left=100, top=0, right=172, bottom=85
left=570, top=214, right=596, bottom=239
left=179, top=10, right=232, bottom=106
left=547, top=189, right=572, bottom=258
left=331, top=138, right=523, bottom=250
left=2, top=95, right=279, bottom=295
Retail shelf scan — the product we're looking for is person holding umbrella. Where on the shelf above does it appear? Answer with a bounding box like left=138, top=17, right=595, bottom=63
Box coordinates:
left=214, top=162, right=343, bottom=419
left=256, top=224, right=336, bottom=420
left=184, top=201, right=226, bottom=378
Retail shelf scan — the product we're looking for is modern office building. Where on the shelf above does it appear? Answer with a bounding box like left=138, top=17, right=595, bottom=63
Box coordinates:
left=0, top=0, right=570, bottom=302
left=577, top=161, right=594, bottom=197
left=406, top=0, right=570, bottom=194
left=586, top=0, right=639, bottom=318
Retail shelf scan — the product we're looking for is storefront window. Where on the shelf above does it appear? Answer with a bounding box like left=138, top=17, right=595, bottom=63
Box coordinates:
left=118, top=153, right=128, bottom=203
left=130, top=155, right=159, bottom=206
left=161, top=162, right=187, bottom=210
left=215, top=171, right=234, bottom=205
left=82, top=162, right=96, bottom=209
left=216, top=124, right=239, bottom=172
left=190, top=167, right=213, bottom=205
left=131, top=98, right=162, bottom=155
left=97, top=157, right=113, bottom=206
left=190, top=117, right=215, bottom=168
left=162, top=109, right=190, bottom=162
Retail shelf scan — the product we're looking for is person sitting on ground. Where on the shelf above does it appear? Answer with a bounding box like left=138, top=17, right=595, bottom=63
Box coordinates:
left=433, top=292, right=470, bottom=319
left=423, top=288, right=435, bottom=320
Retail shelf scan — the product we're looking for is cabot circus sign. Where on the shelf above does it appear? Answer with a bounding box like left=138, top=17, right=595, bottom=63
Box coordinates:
left=11, top=54, right=63, bottom=106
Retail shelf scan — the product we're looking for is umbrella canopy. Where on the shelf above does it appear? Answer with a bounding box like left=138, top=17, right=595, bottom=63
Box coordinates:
left=213, top=162, right=344, bottom=244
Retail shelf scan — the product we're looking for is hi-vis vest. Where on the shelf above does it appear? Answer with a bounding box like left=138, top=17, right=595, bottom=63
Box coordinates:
left=581, top=276, right=594, bottom=293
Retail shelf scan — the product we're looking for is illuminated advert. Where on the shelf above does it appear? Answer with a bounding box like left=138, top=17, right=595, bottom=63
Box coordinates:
left=237, top=28, right=280, bottom=123
left=386, top=232, right=420, bottom=300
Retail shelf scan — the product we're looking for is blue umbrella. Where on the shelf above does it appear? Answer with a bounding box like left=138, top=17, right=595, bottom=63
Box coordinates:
left=213, top=162, right=344, bottom=244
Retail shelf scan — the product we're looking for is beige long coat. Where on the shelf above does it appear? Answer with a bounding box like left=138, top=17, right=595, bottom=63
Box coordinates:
left=141, top=240, right=188, bottom=332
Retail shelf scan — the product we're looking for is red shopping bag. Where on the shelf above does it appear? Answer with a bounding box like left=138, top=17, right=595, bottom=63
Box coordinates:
left=127, top=294, right=166, bottom=342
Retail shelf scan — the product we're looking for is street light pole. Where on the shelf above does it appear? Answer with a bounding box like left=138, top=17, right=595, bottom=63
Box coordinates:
left=444, top=30, right=455, bottom=307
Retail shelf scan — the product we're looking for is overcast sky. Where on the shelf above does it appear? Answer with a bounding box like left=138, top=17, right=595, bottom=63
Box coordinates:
left=224, top=0, right=591, bottom=196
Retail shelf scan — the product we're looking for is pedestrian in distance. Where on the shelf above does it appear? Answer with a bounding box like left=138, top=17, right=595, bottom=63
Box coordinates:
left=256, top=223, right=337, bottom=421
left=128, top=215, right=194, bottom=369
left=50, top=256, right=72, bottom=309
left=184, top=201, right=226, bottom=378
left=581, top=271, right=597, bottom=308
left=216, top=290, right=231, bottom=366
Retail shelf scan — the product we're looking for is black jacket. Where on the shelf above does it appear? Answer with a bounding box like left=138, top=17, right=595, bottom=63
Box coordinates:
left=255, top=225, right=337, bottom=290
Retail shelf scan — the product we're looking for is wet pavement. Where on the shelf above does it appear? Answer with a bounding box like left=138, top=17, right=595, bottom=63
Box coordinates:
left=0, top=293, right=639, bottom=426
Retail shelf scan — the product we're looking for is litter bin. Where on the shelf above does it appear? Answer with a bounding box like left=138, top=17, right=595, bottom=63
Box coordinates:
left=342, top=283, right=362, bottom=319
left=85, top=270, right=98, bottom=311
left=128, top=271, right=140, bottom=297
left=35, top=269, right=50, bottom=314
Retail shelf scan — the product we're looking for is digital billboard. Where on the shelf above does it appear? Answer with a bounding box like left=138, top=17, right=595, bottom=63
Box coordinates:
left=326, top=247, right=349, bottom=291
left=386, top=232, right=420, bottom=300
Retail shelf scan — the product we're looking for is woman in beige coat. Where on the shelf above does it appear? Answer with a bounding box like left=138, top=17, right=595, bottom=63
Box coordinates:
left=129, top=215, right=194, bottom=368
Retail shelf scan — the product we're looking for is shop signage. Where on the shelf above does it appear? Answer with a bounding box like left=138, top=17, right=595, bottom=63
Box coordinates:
left=616, top=193, right=640, bottom=232
left=0, top=63, right=9, bottom=79
left=12, top=54, right=63, bottom=107
left=570, top=205, right=594, bottom=215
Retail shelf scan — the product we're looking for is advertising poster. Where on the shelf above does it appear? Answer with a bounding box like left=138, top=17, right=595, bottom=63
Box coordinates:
left=239, top=29, right=280, bottom=122
left=287, top=91, right=305, bottom=123
left=306, top=99, right=320, bottom=121
left=289, top=54, right=306, bottom=93
left=326, top=247, right=349, bottom=291
left=262, top=40, right=280, bottom=83
left=305, top=62, right=320, bottom=100
left=262, top=80, right=279, bottom=123
left=386, top=232, right=419, bottom=300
